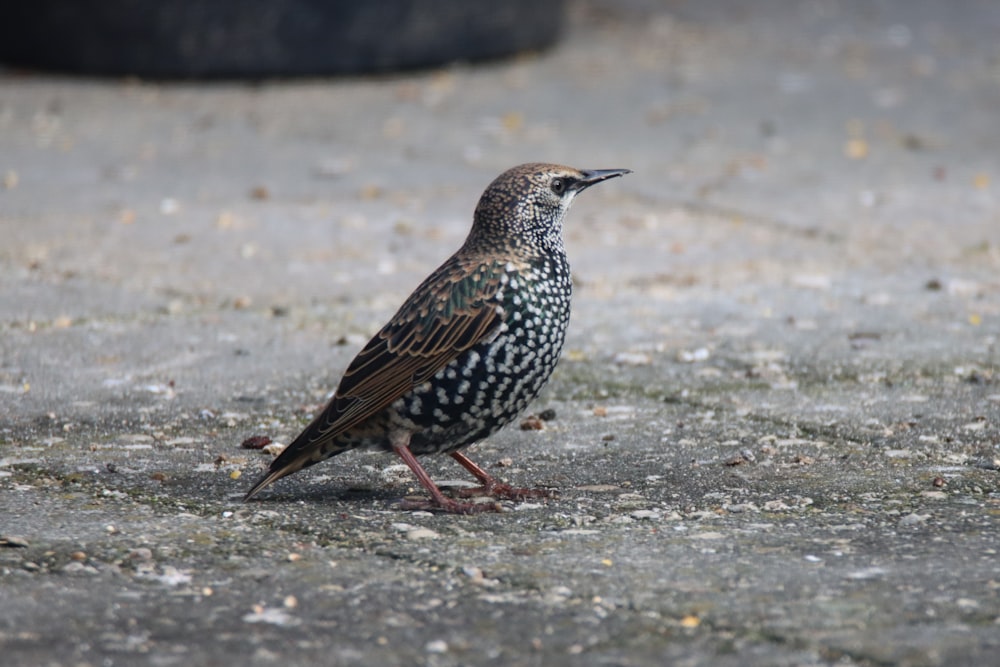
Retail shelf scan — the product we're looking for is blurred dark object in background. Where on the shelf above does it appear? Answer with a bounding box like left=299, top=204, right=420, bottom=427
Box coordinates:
left=0, top=0, right=565, bottom=78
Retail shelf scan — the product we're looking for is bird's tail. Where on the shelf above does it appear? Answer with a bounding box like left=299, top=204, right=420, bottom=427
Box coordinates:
left=242, top=465, right=298, bottom=502
left=242, top=418, right=351, bottom=501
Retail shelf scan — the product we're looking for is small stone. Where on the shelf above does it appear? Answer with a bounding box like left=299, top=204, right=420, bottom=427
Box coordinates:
left=0, top=535, right=29, bottom=548
left=792, top=273, right=832, bottom=289
left=216, top=211, right=236, bottom=229
left=159, top=198, right=180, bottom=215
left=899, top=513, right=929, bottom=526
left=725, top=503, right=759, bottom=513
left=128, top=547, right=153, bottom=561
left=677, top=347, right=710, bottom=363
left=359, top=184, right=382, bottom=200
left=425, top=640, right=448, bottom=654
left=883, top=449, right=914, bottom=459
left=763, top=500, right=791, bottom=511
left=243, top=607, right=300, bottom=627
left=241, top=435, right=272, bottom=450
left=62, top=561, right=98, bottom=576
left=613, top=351, right=651, bottom=366
left=679, top=615, right=700, bottom=628
left=406, top=527, right=440, bottom=541
left=262, top=443, right=287, bottom=457
left=155, top=566, right=193, bottom=586
left=520, top=415, right=545, bottom=430
left=844, top=138, right=868, bottom=159
left=845, top=567, right=888, bottom=580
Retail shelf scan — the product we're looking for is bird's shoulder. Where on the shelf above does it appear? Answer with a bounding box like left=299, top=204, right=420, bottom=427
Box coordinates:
left=332, top=251, right=529, bottom=407
left=385, top=251, right=531, bottom=337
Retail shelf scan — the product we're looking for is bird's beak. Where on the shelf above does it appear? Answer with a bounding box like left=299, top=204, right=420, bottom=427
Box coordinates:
left=574, top=168, right=632, bottom=191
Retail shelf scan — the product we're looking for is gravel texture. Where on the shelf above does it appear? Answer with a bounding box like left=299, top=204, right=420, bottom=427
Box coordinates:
left=2, top=1, right=998, bottom=665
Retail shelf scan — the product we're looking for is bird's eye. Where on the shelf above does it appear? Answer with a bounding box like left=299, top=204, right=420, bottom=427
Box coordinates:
left=550, top=178, right=566, bottom=195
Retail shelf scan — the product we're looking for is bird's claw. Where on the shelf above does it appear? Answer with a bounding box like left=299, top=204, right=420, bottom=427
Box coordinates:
left=457, top=483, right=554, bottom=501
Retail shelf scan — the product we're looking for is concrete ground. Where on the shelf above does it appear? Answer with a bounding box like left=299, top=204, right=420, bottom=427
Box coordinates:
left=2, top=1, right=999, bottom=665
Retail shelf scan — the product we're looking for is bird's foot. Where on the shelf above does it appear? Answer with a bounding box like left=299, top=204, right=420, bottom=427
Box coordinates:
left=399, top=496, right=502, bottom=514
left=457, top=482, right=554, bottom=501
left=447, top=452, right=555, bottom=502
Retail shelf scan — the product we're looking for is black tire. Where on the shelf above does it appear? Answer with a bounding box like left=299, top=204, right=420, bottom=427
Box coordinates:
left=0, top=0, right=565, bottom=78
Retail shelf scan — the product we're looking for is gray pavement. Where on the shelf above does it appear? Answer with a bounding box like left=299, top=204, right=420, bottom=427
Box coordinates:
left=2, top=1, right=999, bottom=665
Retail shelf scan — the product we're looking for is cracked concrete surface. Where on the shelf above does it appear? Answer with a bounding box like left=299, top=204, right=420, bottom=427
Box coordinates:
left=2, top=1, right=999, bottom=665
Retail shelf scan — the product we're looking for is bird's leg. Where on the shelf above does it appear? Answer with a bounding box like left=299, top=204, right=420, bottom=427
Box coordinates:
left=390, top=432, right=500, bottom=514
left=450, top=451, right=553, bottom=500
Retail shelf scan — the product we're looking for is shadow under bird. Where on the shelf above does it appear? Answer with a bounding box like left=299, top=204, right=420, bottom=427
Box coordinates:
left=244, top=162, right=630, bottom=513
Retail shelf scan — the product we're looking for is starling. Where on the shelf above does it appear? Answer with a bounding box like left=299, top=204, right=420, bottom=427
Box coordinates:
left=244, top=163, right=630, bottom=513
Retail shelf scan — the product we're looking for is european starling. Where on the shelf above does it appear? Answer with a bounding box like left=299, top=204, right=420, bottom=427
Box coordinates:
left=244, top=163, right=630, bottom=513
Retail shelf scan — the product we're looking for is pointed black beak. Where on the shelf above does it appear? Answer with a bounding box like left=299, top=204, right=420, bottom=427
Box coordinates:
left=574, top=168, right=632, bottom=191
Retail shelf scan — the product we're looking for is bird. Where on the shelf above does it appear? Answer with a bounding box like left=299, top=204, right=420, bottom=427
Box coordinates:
left=244, top=162, right=630, bottom=513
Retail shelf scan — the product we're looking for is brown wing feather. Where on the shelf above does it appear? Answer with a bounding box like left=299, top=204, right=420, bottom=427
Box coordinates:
left=243, top=256, right=506, bottom=500
left=330, top=300, right=501, bottom=429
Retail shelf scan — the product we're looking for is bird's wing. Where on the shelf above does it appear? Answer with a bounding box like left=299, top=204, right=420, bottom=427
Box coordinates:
left=242, top=256, right=515, bottom=500
left=244, top=259, right=507, bottom=499
left=319, top=266, right=505, bottom=436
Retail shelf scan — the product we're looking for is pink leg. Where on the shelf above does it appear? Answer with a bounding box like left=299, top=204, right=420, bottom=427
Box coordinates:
left=390, top=433, right=500, bottom=514
left=450, top=451, right=553, bottom=500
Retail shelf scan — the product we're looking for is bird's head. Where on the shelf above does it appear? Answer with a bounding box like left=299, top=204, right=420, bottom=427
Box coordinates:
left=470, top=163, right=631, bottom=254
